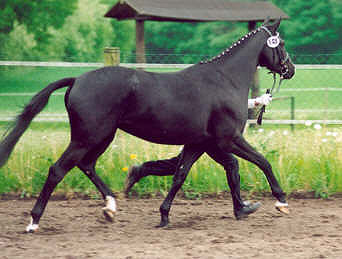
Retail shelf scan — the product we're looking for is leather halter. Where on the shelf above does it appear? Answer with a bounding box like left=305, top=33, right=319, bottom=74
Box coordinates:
left=257, top=26, right=292, bottom=125
left=260, top=26, right=291, bottom=79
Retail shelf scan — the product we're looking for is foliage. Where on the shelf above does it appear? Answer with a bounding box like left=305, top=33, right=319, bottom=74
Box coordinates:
left=275, top=0, right=338, bottom=55
left=1, top=125, right=342, bottom=199
left=145, top=21, right=247, bottom=63
left=0, top=0, right=135, bottom=62
left=0, top=0, right=77, bottom=44
left=1, top=0, right=342, bottom=62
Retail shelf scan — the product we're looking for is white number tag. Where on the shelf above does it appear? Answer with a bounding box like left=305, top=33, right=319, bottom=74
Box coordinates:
left=267, top=36, right=280, bottom=48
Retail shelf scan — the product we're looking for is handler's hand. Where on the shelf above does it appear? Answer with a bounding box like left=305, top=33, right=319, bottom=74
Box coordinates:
left=255, top=94, right=272, bottom=106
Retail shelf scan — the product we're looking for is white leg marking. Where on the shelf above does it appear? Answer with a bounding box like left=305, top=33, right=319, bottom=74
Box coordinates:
left=26, top=217, right=39, bottom=233
left=102, top=195, right=116, bottom=221
left=275, top=201, right=290, bottom=214
left=275, top=201, right=288, bottom=207
left=243, top=200, right=251, bottom=206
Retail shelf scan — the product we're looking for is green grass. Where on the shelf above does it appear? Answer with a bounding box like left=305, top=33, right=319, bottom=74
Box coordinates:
left=1, top=123, right=342, bottom=198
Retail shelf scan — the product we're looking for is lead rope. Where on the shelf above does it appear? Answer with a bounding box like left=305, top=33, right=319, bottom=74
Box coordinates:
left=257, top=72, right=284, bottom=125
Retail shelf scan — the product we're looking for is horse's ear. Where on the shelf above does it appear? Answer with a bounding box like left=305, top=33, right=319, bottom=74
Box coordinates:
left=268, top=18, right=281, bottom=33
left=262, top=16, right=271, bottom=26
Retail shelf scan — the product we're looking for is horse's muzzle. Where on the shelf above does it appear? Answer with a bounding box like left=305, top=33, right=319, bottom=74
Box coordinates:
left=281, top=62, right=295, bottom=79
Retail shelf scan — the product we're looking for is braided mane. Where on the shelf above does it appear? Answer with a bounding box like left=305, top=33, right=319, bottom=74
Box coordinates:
left=200, top=29, right=261, bottom=64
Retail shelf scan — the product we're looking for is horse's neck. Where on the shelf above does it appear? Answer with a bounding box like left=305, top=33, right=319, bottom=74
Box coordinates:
left=218, top=32, right=266, bottom=89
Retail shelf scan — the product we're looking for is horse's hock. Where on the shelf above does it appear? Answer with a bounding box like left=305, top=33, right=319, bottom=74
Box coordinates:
left=104, top=47, right=120, bottom=66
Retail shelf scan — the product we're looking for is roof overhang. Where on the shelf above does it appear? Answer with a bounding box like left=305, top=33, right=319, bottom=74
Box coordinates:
left=105, top=0, right=289, bottom=22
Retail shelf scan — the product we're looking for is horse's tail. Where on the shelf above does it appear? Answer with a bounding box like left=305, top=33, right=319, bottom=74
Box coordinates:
left=0, top=77, right=76, bottom=167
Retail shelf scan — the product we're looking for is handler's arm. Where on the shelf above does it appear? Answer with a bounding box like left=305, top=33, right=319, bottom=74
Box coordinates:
left=248, top=94, right=272, bottom=109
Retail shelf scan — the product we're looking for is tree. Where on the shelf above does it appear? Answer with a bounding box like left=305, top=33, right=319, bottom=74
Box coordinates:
left=274, top=0, right=337, bottom=54
left=0, top=0, right=77, bottom=44
left=48, top=0, right=117, bottom=62
left=145, top=21, right=247, bottom=63
left=1, top=0, right=135, bottom=62
left=330, top=0, right=342, bottom=53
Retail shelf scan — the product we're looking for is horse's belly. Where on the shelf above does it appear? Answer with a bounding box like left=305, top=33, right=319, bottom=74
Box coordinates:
left=119, top=123, right=208, bottom=145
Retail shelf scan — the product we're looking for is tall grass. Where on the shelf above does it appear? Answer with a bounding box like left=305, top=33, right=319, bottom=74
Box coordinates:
left=1, top=123, right=342, bottom=198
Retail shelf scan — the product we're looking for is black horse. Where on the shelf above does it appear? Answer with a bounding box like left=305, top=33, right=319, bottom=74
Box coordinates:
left=0, top=19, right=294, bottom=232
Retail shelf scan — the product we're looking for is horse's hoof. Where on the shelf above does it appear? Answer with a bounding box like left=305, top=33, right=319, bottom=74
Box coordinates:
left=103, top=208, right=115, bottom=222
left=102, top=196, right=117, bottom=222
left=234, top=201, right=261, bottom=220
left=156, top=220, right=169, bottom=228
left=26, top=217, right=39, bottom=233
left=124, top=166, right=142, bottom=195
left=275, top=201, right=290, bottom=214
left=156, top=214, right=169, bottom=228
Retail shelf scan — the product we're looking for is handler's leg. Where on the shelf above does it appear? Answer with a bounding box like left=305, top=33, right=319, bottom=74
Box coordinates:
left=206, top=147, right=260, bottom=219
left=124, top=154, right=181, bottom=194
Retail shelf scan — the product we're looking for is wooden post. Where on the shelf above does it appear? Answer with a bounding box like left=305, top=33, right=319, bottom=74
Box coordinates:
left=104, top=47, right=120, bottom=66
left=136, top=19, right=146, bottom=63
left=248, top=21, right=260, bottom=125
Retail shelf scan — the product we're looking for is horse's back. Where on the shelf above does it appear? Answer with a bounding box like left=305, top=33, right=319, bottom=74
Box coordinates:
left=65, top=65, right=221, bottom=145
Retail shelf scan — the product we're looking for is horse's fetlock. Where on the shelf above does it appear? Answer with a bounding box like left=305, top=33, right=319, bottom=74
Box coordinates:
left=160, top=204, right=170, bottom=216
left=26, top=217, right=39, bottom=233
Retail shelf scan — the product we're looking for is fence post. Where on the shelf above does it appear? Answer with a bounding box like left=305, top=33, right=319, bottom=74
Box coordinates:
left=104, top=47, right=120, bottom=66
left=291, top=96, right=295, bottom=131
left=248, top=21, right=260, bottom=127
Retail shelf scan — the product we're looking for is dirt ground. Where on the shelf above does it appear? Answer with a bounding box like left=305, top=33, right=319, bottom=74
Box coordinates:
left=1, top=195, right=342, bottom=259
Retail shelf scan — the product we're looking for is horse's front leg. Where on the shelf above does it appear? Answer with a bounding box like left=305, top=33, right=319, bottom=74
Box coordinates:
left=223, top=135, right=289, bottom=214
left=158, top=144, right=205, bottom=227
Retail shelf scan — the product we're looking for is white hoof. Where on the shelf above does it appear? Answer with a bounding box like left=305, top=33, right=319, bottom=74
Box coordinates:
left=243, top=200, right=251, bottom=206
left=102, top=196, right=116, bottom=222
left=26, top=217, right=39, bottom=233
left=275, top=201, right=290, bottom=214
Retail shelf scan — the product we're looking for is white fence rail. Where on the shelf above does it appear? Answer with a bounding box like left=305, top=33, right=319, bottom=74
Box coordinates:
left=1, top=61, right=342, bottom=125
left=2, top=61, right=342, bottom=69
left=0, top=113, right=341, bottom=125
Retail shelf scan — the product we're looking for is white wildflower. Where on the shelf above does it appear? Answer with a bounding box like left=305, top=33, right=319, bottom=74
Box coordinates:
left=304, top=121, right=312, bottom=127
left=268, top=131, right=275, bottom=137
left=313, top=124, right=322, bottom=130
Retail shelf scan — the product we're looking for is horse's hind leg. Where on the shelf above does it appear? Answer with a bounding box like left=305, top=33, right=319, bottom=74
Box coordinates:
left=27, top=141, right=88, bottom=232
left=158, top=143, right=205, bottom=227
left=77, top=134, right=117, bottom=221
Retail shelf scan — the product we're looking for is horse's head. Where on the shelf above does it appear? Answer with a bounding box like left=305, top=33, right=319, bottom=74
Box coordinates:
left=258, top=18, right=295, bottom=79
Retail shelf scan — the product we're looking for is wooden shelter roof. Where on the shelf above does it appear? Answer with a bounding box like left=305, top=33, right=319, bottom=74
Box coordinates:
left=104, top=0, right=289, bottom=22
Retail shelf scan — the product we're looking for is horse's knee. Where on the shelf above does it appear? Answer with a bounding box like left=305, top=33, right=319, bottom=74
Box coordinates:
left=47, top=164, right=66, bottom=185
left=260, top=159, right=272, bottom=174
